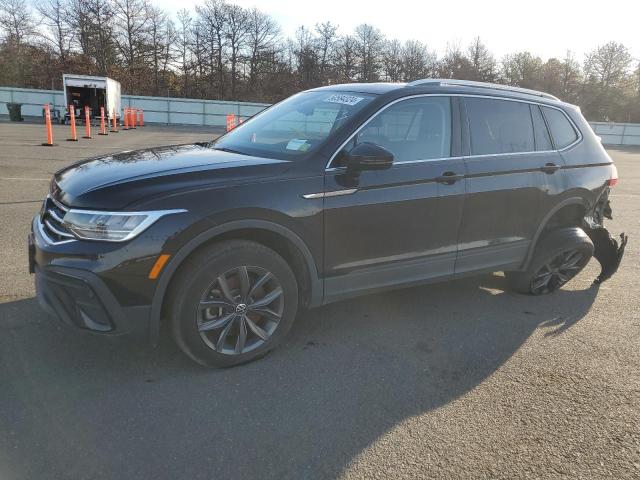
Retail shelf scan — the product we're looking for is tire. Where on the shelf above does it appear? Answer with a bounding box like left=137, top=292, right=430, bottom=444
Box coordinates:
left=506, top=227, right=594, bottom=295
left=169, top=240, right=299, bottom=367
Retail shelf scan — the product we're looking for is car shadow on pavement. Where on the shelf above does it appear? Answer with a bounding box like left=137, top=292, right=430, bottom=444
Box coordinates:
left=0, top=273, right=599, bottom=480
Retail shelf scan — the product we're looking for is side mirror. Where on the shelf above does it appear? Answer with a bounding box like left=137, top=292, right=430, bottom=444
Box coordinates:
left=345, top=142, right=394, bottom=171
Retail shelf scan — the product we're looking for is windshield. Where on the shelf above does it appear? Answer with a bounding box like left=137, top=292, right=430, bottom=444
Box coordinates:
left=214, top=91, right=376, bottom=160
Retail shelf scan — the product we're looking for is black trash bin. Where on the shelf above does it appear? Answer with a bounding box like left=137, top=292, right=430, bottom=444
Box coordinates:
left=7, top=103, right=24, bottom=122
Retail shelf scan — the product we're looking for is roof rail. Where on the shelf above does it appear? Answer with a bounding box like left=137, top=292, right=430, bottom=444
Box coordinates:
left=406, top=78, right=560, bottom=101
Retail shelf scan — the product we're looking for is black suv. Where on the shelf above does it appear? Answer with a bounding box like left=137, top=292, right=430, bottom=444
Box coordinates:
left=30, top=79, right=626, bottom=367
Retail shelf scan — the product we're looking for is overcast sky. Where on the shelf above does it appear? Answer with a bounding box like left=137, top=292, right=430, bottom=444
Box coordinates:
left=154, top=0, right=639, bottom=62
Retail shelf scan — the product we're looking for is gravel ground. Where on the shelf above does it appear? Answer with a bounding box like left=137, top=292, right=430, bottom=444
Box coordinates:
left=0, top=122, right=638, bottom=479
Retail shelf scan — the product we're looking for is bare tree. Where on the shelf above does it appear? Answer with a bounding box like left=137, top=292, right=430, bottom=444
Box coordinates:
left=112, top=0, right=151, bottom=89
left=0, top=0, right=35, bottom=84
left=500, top=51, right=543, bottom=88
left=36, top=0, right=73, bottom=63
left=584, top=41, right=632, bottom=88
left=159, top=18, right=175, bottom=92
left=147, top=5, right=169, bottom=95
left=246, top=8, right=279, bottom=96
left=466, top=37, right=496, bottom=82
left=315, top=21, right=337, bottom=84
left=198, top=0, right=227, bottom=98
left=86, top=0, right=116, bottom=76
left=293, top=26, right=319, bottom=89
left=582, top=42, right=634, bottom=121
left=196, top=0, right=223, bottom=97
left=0, top=0, right=34, bottom=45
left=353, top=24, right=383, bottom=82
left=176, top=8, right=193, bottom=97
left=558, top=51, right=581, bottom=102
left=439, top=42, right=472, bottom=79
left=224, top=2, right=248, bottom=98
left=402, top=40, right=436, bottom=81
left=65, top=0, right=92, bottom=57
left=334, top=34, right=357, bottom=82
left=382, top=39, right=402, bottom=82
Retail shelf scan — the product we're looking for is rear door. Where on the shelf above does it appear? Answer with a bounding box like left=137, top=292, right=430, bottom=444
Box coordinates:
left=322, top=95, right=467, bottom=301
left=456, top=96, right=552, bottom=274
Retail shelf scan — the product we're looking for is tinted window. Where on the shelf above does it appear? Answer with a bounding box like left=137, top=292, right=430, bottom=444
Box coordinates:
left=542, top=106, right=578, bottom=149
left=530, top=105, right=553, bottom=151
left=355, top=97, right=451, bottom=163
left=466, top=98, right=534, bottom=155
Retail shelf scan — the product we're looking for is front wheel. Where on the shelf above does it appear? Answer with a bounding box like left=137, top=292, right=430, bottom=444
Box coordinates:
left=169, top=240, right=299, bottom=367
left=507, top=228, right=594, bottom=295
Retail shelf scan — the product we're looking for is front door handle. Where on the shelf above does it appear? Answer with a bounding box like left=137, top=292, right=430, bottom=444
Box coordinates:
left=436, top=171, right=464, bottom=185
left=540, top=162, right=560, bottom=174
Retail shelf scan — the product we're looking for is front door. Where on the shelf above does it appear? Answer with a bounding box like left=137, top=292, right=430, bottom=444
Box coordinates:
left=322, top=96, right=466, bottom=302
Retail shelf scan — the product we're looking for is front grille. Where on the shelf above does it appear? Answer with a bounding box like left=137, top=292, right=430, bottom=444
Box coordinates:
left=39, top=196, right=76, bottom=244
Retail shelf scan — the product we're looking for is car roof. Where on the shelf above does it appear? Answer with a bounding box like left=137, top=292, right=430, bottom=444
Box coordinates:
left=308, top=79, right=567, bottom=107
left=309, top=83, right=408, bottom=94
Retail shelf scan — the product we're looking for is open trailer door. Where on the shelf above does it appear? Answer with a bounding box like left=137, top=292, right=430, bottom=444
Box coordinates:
left=62, top=74, right=121, bottom=124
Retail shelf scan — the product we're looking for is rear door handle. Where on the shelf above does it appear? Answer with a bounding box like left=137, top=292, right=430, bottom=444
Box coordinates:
left=435, top=171, right=464, bottom=185
left=540, top=163, right=560, bottom=174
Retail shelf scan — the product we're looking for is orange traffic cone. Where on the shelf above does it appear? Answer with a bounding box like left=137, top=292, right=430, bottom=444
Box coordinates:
left=111, top=109, right=119, bottom=133
left=226, top=113, right=237, bottom=132
left=98, top=106, right=108, bottom=135
left=82, top=106, right=92, bottom=139
left=41, top=104, right=56, bottom=146
left=67, top=105, right=78, bottom=141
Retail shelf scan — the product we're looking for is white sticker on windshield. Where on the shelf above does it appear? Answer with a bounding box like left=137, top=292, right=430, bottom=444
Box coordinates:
left=323, top=94, right=364, bottom=106
left=286, top=138, right=310, bottom=151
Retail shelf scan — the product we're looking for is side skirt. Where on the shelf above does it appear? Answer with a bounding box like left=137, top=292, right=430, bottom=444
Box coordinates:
left=323, top=252, right=455, bottom=304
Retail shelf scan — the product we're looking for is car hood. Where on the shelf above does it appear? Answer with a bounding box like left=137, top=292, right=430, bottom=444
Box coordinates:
left=52, top=143, right=291, bottom=209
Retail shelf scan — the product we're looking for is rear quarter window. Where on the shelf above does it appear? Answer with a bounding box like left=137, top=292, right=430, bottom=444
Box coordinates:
left=530, top=105, right=553, bottom=151
left=542, top=106, right=579, bottom=149
left=466, top=98, right=535, bottom=155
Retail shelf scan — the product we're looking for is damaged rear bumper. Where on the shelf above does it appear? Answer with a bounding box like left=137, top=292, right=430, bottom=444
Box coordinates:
left=583, top=197, right=628, bottom=284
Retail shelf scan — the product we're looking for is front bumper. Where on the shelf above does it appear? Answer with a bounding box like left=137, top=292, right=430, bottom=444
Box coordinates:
left=30, top=214, right=161, bottom=339
left=34, top=264, right=150, bottom=336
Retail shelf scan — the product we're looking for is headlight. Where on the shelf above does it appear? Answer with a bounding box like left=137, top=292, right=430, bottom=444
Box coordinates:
left=62, top=209, right=186, bottom=242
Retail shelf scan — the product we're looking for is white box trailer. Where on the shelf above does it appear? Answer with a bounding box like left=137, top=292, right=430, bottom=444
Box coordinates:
left=62, top=74, right=121, bottom=123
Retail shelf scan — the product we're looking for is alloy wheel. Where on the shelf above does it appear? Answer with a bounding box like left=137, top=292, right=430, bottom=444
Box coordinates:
left=530, top=249, right=584, bottom=294
left=197, top=266, right=284, bottom=355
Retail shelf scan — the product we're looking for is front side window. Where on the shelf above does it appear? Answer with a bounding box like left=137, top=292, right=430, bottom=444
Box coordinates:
left=542, top=106, right=578, bottom=149
left=466, top=98, right=535, bottom=155
left=354, top=96, right=451, bottom=163
left=214, top=91, right=376, bottom=160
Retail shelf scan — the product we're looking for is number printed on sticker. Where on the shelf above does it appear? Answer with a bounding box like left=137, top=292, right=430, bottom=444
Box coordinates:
left=323, top=94, right=364, bottom=106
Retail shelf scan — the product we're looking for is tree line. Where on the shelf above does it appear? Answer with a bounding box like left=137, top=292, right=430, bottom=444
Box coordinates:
left=1, top=0, right=639, bottom=122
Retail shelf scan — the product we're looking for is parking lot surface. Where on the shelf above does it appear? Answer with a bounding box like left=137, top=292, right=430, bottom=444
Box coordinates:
left=1, top=122, right=638, bottom=479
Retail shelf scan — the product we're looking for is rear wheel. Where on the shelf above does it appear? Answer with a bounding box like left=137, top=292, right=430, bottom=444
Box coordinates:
left=507, top=228, right=593, bottom=295
left=169, top=240, right=298, bottom=367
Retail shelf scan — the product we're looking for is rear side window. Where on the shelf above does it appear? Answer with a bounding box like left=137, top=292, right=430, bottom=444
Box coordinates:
left=356, top=96, right=451, bottom=162
left=542, top=107, right=578, bottom=149
left=466, top=98, right=534, bottom=155
left=530, top=105, right=553, bottom=151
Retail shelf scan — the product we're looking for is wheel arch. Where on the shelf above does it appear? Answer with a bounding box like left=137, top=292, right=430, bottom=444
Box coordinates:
left=148, top=220, right=322, bottom=345
left=521, top=196, right=589, bottom=270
